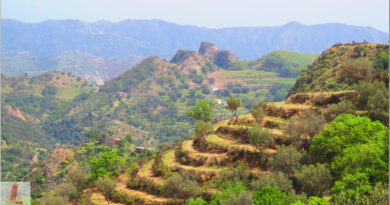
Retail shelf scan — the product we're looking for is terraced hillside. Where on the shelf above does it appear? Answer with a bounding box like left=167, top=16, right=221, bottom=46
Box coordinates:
left=84, top=91, right=364, bottom=204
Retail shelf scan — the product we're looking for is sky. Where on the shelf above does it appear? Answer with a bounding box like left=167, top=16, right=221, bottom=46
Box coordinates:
left=2, top=0, right=389, bottom=32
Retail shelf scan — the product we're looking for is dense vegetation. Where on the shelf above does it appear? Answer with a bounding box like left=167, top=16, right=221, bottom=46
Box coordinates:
left=2, top=42, right=388, bottom=205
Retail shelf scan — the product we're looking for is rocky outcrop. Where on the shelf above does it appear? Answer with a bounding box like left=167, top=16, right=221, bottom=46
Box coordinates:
left=199, top=42, right=219, bottom=62
left=170, top=50, right=197, bottom=64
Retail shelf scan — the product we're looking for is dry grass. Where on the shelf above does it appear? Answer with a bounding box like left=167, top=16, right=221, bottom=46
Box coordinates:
left=90, top=192, right=124, bottom=205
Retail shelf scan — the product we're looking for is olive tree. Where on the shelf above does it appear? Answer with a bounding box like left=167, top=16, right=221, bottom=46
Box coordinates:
left=248, top=125, right=274, bottom=155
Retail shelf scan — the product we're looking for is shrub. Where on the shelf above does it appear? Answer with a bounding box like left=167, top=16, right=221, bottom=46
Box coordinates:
left=38, top=193, right=68, bottom=205
left=221, top=191, right=252, bottom=205
left=295, top=163, right=332, bottom=196
left=184, top=197, right=208, bottom=205
left=226, top=94, right=241, bottom=119
left=194, top=120, right=213, bottom=138
left=251, top=172, right=293, bottom=193
left=250, top=106, right=265, bottom=122
left=162, top=174, right=200, bottom=199
left=67, top=167, right=92, bottom=191
left=218, top=163, right=253, bottom=186
left=90, top=150, right=123, bottom=178
left=248, top=125, right=274, bottom=155
left=95, top=175, right=117, bottom=202
left=253, top=186, right=291, bottom=205
left=323, top=98, right=356, bottom=122
left=310, top=114, right=388, bottom=163
left=341, top=58, right=372, bottom=81
left=210, top=181, right=248, bottom=205
left=187, top=99, right=216, bottom=122
left=284, top=110, right=325, bottom=149
left=267, top=145, right=302, bottom=177
left=53, top=183, right=77, bottom=200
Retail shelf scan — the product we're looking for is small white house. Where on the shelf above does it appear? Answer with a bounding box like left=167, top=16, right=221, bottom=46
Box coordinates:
left=211, top=87, right=219, bottom=92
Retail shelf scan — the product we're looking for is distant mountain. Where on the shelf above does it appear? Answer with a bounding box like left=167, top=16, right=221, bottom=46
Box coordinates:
left=2, top=51, right=143, bottom=84
left=2, top=19, right=388, bottom=60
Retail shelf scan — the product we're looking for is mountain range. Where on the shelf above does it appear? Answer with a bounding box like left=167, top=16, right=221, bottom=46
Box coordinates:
left=2, top=19, right=388, bottom=60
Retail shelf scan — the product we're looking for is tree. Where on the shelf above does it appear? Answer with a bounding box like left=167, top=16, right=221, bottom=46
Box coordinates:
left=310, top=114, right=388, bottom=163
left=67, top=167, right=91, bottom=191
left=248, top=125, right=274, bottom=155
left=38, top=193, right=68, bottom=205
left=341, top=58, right=372, bottom=81
left=194, top=120, right=213, bottom=138
left=187, top=99, right=216, bottom=122
left=323, top=98, right=356, bottom=122
left=250, top=106, right=265, bottom=122
left=355, top=80, right=388, bottom=123
left=222, top=191, right=252, bottom=205
left=53, top=183, right=77, bottom=200
left=251, top=172, right=293, bottom=193
left=295, top=163, right=332, bottom=196
left=162, top=174, right=200, bottom=199
left=253, top=186, right=291, bottom=205
left=90, top=150, right=123, bottom=178
left=42, top=84, right=58, bottom=96
left=124, top=134, right=133, bottom=144
left=284, top=110, right=325, bottom=149
left=226, top=94, right=241, bottom=119
left=267, top=145, right=302, bottom=177
left=95, top=175, right=117, bottom=202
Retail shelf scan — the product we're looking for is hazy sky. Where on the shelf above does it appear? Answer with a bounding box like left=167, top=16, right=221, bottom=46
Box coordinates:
left=2, top=0, right=389, bottom=32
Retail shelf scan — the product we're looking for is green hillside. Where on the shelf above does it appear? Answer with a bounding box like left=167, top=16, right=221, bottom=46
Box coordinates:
left=288, top=43, right=389, bottom=96
left=248, top=50, right=319, bottom=77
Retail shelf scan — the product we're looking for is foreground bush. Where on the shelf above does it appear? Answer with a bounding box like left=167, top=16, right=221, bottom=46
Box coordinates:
left=295, top=163, right=332, bottom=196
left=162, top=173, right=200, bottom=199
left=251, top=172, right=293, bottom=193
left=95, top=175, right=117, bottom=202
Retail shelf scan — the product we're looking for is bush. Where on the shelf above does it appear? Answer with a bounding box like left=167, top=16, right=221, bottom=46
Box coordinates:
left=226, top=94, right=241, bottom=118
left=96, top=175, right=117, bottom=202
left=42, top=84, right=58, bottom=96
left=248, top=125, right=274, bottom=155
left=162, top=174, right=200, bottom=199
left=218, top=163, right=253, bottom=186
left=253, top=186, right=291, bottom=205
left=53, top=183, right=77, bottom=200
left=90, top=150, right=123, bottom=178
left=284, top=110, right=325, bottom=149
left=67, top=167, right=91, bottom=191
left=251, top=172, right=293, bottom=193
left=310, top=114, right=388, bottom=163
left=38, top=193, right=68, bottom=205
left=355, top=81, right=388, bottom=123
left=250, top=106, right=265, bottom=122
left=184, top=197, right=208, bottom=205
left=295, top=163, right=332, bottom=196
left=323, top=98, right=356, bottom=122
left=222, top=191, right=252, bottom=205
left=341, top=58, right=372, bottom=81
left=194, top=120, right=213, bottom=138
left=210, top=181, right=248, bottom=205
left=267, top=145, right=302, bottom=177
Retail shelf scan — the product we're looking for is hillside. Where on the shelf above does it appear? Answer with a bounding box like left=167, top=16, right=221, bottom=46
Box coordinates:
left=1, top=42, right=316, bottom=182
left=3, top=19, right=388, bottom=59
left=30, top=90, right=388, bottom=204
left=2, top=51, right=143, bottom=84
left=248, top=50, right=319, bottom=77
left=288, top=43, right=389, bottom=96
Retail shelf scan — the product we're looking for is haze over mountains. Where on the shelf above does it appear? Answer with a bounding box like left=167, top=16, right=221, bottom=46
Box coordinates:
left=2, top=19, right=388, bottom=60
